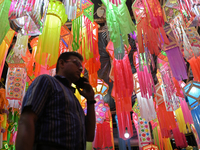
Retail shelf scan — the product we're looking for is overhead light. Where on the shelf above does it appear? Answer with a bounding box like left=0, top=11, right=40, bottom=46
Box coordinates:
left=124, top=127, right=130, bottom=139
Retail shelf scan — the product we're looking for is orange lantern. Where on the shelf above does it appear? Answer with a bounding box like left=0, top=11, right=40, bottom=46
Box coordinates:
left=60, top=25, right=73, bottom=52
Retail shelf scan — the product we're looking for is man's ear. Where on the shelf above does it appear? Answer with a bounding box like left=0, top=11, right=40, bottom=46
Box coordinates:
left=59, top=59, right=65, bottom=70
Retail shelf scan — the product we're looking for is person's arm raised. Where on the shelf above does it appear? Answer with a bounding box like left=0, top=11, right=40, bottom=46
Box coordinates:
left=77, top=78, right=96, bottom=142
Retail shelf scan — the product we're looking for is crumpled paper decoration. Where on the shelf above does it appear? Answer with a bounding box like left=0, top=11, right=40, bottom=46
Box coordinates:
left=8, top=0, right=49, bottom=35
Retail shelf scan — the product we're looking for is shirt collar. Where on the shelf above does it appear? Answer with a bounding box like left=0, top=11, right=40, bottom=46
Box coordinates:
left=54, top=75, right=76, bottom=93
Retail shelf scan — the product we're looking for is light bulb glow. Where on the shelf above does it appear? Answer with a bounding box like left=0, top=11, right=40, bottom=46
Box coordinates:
left=124, top=132, right=130, bottom=138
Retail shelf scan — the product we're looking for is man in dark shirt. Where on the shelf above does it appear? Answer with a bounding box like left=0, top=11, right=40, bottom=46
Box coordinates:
left=16, top=52, right=96, bottom=150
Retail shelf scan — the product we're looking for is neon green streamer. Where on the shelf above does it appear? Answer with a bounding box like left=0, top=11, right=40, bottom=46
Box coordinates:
left=72, top=15, right=82, bottom=51
left=101, top=0, right=136, bottom=50
left=0, top=0, right=11, bottom=45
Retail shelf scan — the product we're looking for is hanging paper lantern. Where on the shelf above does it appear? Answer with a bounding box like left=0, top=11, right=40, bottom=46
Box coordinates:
left=83, top=3, right=94, bottom=23
left=60, top=25, right=73, bottom=52
left=112, top=55, right=134, bottom=140
left=0, top=0, right=11, bottom=45
left=179, top=0, right=196, bottom=27
left=95, top=94, right=109, bottom=124
left=8, top=0, right=49, bottom=35
left=102, top=0, right=135, bottom=51
left=35, top=0, right=67, bottom=68
left=154, top=83, right=164, bottom=106
left=81, top=79, right=109, bottom=114
left=76, top=0, right=94, bottom=18
left=132, top=0, right=169, bottom=55
left=162, top=25, right=187, bottom=81
left=5, top=65, right=26, bottom=108
left=93, top=79, right=109, bottom=96
left=183, top=81, right=200, bottom=140
left=5, top=32, right=28, bottom=108
left=93, top=111, right=114, bottom=150
left=82, top=20, right=101, bottom=87
left=159, top=63, right=180, bottom=111
left=163, top=0, right=180, bottom=23
left=183, top=81, right=200, bottom=110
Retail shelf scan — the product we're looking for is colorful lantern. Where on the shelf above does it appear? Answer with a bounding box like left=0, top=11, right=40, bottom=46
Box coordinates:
left=8, top=0, right=49, bottom=35
left=35, top=0, right=67, bottom=68
left=179, top=0, right=196, bottom=27
left=132, top=0, right=169, bottom=55
left=95, top=94, right=109, bottom=124
left=163, top=0, right=180, bottom=23
left=93, top=108, right=114, bottom=150
left=183, top=81, right=200, bottom=139
left=159, top=63, right=180, bottom=111
left=82, top=20, right=100, bottom=87
left=154, top=83, right=164, bottom=106
left=6, top=33, right=28, bottom=108
left=162, top=25, right=184, bottom=68
left=102, top=0, right=135, bottom=50
left=112, top=55, right=134, bottom=140
left=5, top=65, right=26, bottom=108
left=60, top=25, right=73, bottom=52
left=76, top=0, right=94, bottom=18
left=183, top=81, right=200, bottom=110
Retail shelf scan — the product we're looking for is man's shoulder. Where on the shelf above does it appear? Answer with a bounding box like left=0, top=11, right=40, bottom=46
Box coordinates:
left=32, top=74, right=55, bottom=85
left=36, top=74, right=54, bottom=80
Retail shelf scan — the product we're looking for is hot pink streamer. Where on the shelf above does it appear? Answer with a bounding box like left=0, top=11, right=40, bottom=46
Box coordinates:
left=180, top=98, right=194, bottom=124
left=172, top=124, right=188, bottom=148
left=137, top=66, right=155, bottom=98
